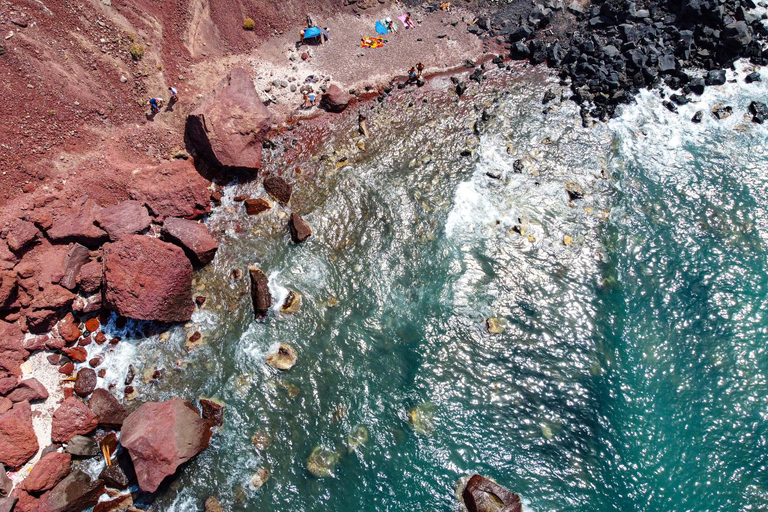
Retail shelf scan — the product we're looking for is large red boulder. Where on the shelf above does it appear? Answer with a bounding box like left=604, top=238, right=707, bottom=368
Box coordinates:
left=103, top=235, right=194, bottom=323
left=94, top=200, right=152, bottom=241
left=127, top=160, right=211, bottom=220
left=0, top=321, right=28, bottom=377
left=35, top=470, right=104, bottom=512
left=185, top=68, right=273, bottom=171
left=263, top=176, right=292, bottom=205
left=46, top=198, right=109, bottom=248
left=120, top=398, right=213, bottom=493
left=0, top=401, right=38, bottom=467
left=21, top=452, right=71, bottom=493
left=248, top=266, right=271, bottom=319
left=161, top=218, right=218, bottom=266
left=5, top=378, right=48, bottom=403
left=51, top=396, right=98, bottom=443
left=77, top=261, right=102, bottom=294
left=321, top=84, right=353, bottom=113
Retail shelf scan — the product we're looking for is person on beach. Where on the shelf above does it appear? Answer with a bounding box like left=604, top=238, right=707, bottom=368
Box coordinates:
left=416, top=62, right=424, bottom=78
left=148, top=97, right=163, bottom=114
left=404, top=12, right=415, bottom=29
left=386, top=18, right=397, bottom=33
left=168, top=86, right=178, bottom=105
left=302, top=93, right=311, bottom=109
left=309, top=92, right=317, bottom=106
left=408, top=67, right=417, bottom=82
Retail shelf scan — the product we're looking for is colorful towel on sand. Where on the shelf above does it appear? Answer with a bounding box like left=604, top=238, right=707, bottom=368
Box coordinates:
left=360, top=37, right=384, bottom=48
left=375, top=20, right=388, bottom=34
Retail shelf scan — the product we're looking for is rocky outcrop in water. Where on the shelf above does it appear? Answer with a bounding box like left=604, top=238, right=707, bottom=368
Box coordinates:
left=186, top=68, right=273, bottom=172
left=248, top=266, right=272, bottom=319
left=289, top=213, right=312, bottom=243
left=264, top=175, right=293, bottom=205
left=120, top=398, right=214, bottom=493
left=458, top=474, right=522, bottom=512
left=103, top=235, right=194, bottom=323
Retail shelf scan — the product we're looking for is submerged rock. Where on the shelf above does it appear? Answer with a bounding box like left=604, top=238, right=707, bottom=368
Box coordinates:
left=306, top=446, right=340, bottom=478
left=280, top=290, right=302, bottom=313
left=456, top=474, right=522, bottom=512
left=248, top=266, right=271, bottom=319
left=485, top=318, right=507, bottom=335
left=565, top=181, right=585, bottom=200
left=265, top=343, right=297, bottom=371
left=263, top=175, right=293, bottom=205
left=347, top=425, right=369, bottom=452
left=120, top=398, right=213, bottom=493
left=250, top=467, right=270, bottom=489
left=244, top=197, right=272, bottom=216
left=407, top=402, right=436, bottom=436
left=712, top=103, right=733, bottom=120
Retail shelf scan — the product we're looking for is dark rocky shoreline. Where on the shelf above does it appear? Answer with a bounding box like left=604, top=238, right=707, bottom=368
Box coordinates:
left=437, top=0, right=766, bottom=123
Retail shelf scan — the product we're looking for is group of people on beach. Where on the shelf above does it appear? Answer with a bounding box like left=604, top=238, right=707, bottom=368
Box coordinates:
left=148, top=86, right=178, bottom=115
left=408, top=62, right=425, bottom=82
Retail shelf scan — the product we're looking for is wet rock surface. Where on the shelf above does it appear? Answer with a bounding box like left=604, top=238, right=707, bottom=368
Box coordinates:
left=265, top=343, right=298, bottom=370
left=458, top=474, right=522, bottom=512
left=263, top=175, right=293, bottom=205
left=248, top=266, right=272, bottom=319
left=289, top=213, right=312, bottom=243
left=120, top=398, right=213, bottom=493
left=88, top=388, right=127, bottom=430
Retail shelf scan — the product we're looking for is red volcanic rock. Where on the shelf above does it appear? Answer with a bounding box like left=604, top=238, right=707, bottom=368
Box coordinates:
left=121, top=398, right=213, bottom=493
left=161, top=218, right=218, bottom=266
left=57, top=312, right=81, bottom=343
left=3, top=219, right=39, bottom=253
left=88, top=388, right=126, bottom=430
left=199, top=398, right=225, bottom=427
left=51, top=397, right=98, bottom=443
left=84, top=318, right=99, bottom=332
left=60, top=244, right=90, bottom=291
left=46, top=198, right=109, bottom=248
left=244, top=197, right=271, bottom=215
left=0, top=270, right=17, bottom=309
left=62, top=347, right=87, bottom=363
left=95, top=200, right=152, bottom=241
left=263, top=175, right=293, bottom=205
left=21, top=452, right=71, bottom=493
left=0, top=398, right=11, bottom=415
left=0, top=401, right=38, bottom=467
left=0, top=378, right=15, bottom=395
left=0, top=321, right=28, bottom=377
left=10, top=489, right=36, bottom=512
left=0, top=241, right=18, bottom=270
left=94, top=332, right=107, bottom=344
left=5, top=378, right=48, bottom=403
left=321, top=84, right=353, bottom=113
left=289, top=213, right=312, bottom=243
left=128, top=160, right=211, bottom=220
left=77, top=261, right=102, bottom=294
left=185, top=68, right=273, bottom=171
left=103, top=236, right=194, bottom=323
left=74, top=368, right=97, bottom=397
left=35, top=470, right=104, bottom=512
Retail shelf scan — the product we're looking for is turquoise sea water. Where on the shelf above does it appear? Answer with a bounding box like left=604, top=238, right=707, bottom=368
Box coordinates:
left=88, top=62, right=768, bottom=512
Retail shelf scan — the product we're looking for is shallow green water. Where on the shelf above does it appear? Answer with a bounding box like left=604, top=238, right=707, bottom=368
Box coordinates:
left=90, top=63, right=768, bottom=512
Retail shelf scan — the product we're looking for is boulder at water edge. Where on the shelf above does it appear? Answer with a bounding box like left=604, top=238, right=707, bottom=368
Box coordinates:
left=0, top=401, right=38, bottom=467
left=320, top=84, right=352, bottom=113
left=185, top=68, right=273, bottom=171
left=127, top=160, right=211, bottom=220
left=35, top=470, right=105, bottom=512
left=289, top=213, right=312, bottom=243
left=458, top=474, right=522, bottom=512
left=161, top=217, right=218, bottom=266
left=263, top=175, right=292, bottom=205
left=120, top=398, right=214, bottom=493
left=94, top=200, right=152, bottom=241
left=88, top=388, right=127, bottom=430
left=103, top=235, right=194, bottom=323
left=248, top=266, right=271, bottom=319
